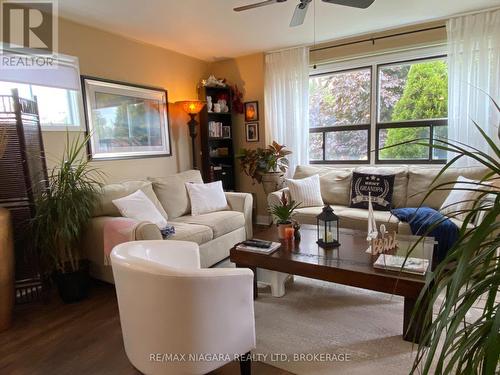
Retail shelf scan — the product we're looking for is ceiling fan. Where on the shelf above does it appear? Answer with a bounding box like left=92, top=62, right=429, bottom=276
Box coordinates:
left=234, top=0, right=375, bottom=27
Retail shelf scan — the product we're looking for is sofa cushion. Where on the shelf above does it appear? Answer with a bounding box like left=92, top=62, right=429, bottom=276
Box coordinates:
left=172, top=211, right=245, bottom=238
left=286, top=174, right=324, bottom=207
left=167, top=222, right=213, bottom=245
left=397, top=218, right=474, bottom=236
left=355, top=166, right=408, bottom=208
left=339, top=207, right=400, bottom=232
left=148, top=170, right=204, bottom=219
left=94, top=180, right=168, bottom=220
left=293, top=205, right=348, bottom=225
left=293, top=165, right=353, bottom=206
left=407, top=167, right=489, bottom=209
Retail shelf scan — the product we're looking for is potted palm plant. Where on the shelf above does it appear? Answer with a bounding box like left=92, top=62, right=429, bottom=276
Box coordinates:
left=406, top=96, right=499, bottom=374
left=269, top=191, right=301, bottom=239
left=33, top=133, right=103, bottom=303
left=237, top=141, right=291, bottom=195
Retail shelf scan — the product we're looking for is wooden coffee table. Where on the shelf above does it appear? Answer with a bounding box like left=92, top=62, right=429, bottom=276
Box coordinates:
left=230, top=225, right=433, bottom=343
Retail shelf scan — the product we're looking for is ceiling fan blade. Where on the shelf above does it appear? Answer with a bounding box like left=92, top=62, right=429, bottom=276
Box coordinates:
left=290, top=0, right=311, bottom=27
left=234, top=0, right=286, bottom=12
left=321, top=0, right=375, bottom=9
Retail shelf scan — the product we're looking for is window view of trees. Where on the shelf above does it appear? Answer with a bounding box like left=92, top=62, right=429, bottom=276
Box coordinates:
left=309, top=57, right=448, bottom=163
left=309, top=68, right=371, bottom=161
left=378, top=59, right=448, bottom=160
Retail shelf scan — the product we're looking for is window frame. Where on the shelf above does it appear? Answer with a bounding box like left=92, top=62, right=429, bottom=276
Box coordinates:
left=309, top=65, right=373, bottom=165
left=375, top=55, right=448, bottom=164
left=309, top=45, right=448, bottom=165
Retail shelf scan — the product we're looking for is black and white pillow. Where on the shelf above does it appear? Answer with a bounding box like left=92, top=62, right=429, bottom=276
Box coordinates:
left=350, top=172, right=395, bottom=211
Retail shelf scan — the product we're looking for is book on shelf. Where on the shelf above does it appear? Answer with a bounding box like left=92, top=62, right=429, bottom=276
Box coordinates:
left=236, top=239, right=281, bottom=254
left=373, top=254, right=429, bottom=275
left=208, top=121, right=223, bottom=138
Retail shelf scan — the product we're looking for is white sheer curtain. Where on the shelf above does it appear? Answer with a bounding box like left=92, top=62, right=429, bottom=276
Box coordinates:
left=265, top=46, right=309, bottom=176
left=447, top=9, right=500, bottom=166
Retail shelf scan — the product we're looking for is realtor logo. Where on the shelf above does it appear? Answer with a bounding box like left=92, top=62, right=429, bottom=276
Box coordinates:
left=2, top=0, right=55, bottom=53
left=1, top=0, right=58, bottom=68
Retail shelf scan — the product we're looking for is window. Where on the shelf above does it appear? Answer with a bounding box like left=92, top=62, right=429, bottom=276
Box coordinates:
left=309, top=67, right=371, bottom=163
left=0, top=81, right=81, bottom=128
left=309, top=51, right=448, bottom=164
left=377, top=58, right=447, bottom=163
left=0, top=53, right=83, bottom=130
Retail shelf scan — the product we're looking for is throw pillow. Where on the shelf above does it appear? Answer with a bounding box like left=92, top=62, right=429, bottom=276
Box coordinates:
left=286, top=174, right=323, bottom=208
left=112, top=189, right=168, bottom=229
left=440, top=176, right=487, bottom=221
left=185, top=180, right=228, bottom=216
left=350, top=172, right=395, bottom=211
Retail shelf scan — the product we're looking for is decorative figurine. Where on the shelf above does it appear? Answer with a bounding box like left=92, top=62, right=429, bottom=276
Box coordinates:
left=293, top=221, right=301, bottom=241
left=206, top=96, right=213, bottom=112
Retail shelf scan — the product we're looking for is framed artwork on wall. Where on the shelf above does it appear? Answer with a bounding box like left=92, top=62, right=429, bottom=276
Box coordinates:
left=244, top=101, right=259, bottom=122
left=81, top=76, right=171, bottom=160
left=245, top=122, right=259, bottom=142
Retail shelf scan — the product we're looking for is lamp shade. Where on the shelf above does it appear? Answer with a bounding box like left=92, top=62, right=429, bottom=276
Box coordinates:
left=176, top=100, right=205, bottom=115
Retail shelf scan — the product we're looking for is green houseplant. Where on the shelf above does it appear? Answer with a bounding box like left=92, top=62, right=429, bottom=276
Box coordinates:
left=237, top=141, right=291, bottom=195
left=33, top=133, right=103, bottom=303
left=269, top=191, right=301, bottom=239
left=405, top=96, right=499, bottom=374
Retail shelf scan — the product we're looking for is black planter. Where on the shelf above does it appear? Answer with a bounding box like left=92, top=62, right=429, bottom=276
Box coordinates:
left=53, top=261, right=90, bottom=303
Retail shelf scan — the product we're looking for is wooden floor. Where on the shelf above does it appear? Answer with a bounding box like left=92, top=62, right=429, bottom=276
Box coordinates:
left=0, top=281, right=292, bottom=375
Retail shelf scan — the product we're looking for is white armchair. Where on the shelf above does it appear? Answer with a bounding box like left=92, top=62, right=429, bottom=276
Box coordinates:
left=111, top=240, right=256, bottom=375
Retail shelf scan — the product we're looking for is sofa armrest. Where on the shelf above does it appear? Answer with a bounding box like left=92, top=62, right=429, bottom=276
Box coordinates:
left=225, top=192, right=253, bottom=239
left=83, top=216, right=162, bottom=266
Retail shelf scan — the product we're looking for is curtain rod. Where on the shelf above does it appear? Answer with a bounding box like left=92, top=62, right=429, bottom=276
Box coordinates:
left=310, top=25, right=445, bottom=53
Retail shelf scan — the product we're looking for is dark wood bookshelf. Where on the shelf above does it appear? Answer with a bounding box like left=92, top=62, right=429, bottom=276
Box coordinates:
left=198, top=86, right=235, bottom=191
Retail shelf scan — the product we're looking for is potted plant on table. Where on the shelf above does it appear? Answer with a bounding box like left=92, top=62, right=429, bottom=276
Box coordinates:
left=269, top=191, right=301, bottom=239
left=33, top=133, right=103, bottom=303
left=237, top=141, right=291, bottom=195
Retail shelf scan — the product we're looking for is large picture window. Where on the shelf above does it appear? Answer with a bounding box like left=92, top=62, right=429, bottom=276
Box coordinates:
left=309, top=52, right=448, bottom=164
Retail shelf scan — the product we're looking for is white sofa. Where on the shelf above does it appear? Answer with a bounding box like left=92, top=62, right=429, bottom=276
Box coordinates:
left=111, top=240, right=255, bottom=375
left=83, top=170, right=253, bottom=283
left=268, top=165, right=489, bottom=234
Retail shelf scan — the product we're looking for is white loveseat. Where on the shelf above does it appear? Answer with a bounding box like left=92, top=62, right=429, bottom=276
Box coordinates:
left=83, top=170, right=253, bottom=283
left=268, top=165, right=489, bottom=234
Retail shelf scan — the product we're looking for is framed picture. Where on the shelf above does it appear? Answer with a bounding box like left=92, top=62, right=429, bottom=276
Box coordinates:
left=81, top=76, right=171, bottom=160
left=222, top=126, right=231, bottom=139
left=245, top=122, right=259, bottom=142
left=244, top=101, right=259, bottom=122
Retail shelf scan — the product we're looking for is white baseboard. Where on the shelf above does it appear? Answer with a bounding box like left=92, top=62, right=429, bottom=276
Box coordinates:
left=256, top=214, right=272, bottom=225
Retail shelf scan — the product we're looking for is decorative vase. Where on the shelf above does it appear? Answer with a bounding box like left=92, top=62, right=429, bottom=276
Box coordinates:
left=261, top=172, right=285, bottom=196
left=0, top=207, right=14, bottom=332
left=277, top=223, right=293, bottom=240
left=206, top=96, right=213, bottom=112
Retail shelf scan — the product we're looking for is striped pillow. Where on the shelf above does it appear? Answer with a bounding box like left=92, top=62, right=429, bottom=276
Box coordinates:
left=286, top=174, right=324, bottom=208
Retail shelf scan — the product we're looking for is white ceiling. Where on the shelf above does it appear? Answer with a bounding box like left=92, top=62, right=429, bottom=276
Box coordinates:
left=58, top=0, right=500, bottom=61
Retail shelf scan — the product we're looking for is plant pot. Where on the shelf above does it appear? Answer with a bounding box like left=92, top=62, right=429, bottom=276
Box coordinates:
left=53, top=261, right=90, bottom=304
left=0, top=208, right=14, bottom=332
left=261, top=172, right=285, bottom=195
left=277, top=223, right=293, bottom=240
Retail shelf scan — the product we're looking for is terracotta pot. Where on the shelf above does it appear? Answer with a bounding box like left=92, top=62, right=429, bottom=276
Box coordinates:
left=277, top=223, right=293, bottom=240
left=261, top=172, right=285, bottom=196
left=0, top=208, right=14, bottom=332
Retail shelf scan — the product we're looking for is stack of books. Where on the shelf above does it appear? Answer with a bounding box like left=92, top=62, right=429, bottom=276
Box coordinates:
left=236, top=239, right=281, bottom=254
left=208, top=121, right=223, bottom=138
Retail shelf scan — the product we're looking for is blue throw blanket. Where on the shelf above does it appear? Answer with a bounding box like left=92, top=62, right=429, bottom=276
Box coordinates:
left=391, top=207, right=458, bottom=263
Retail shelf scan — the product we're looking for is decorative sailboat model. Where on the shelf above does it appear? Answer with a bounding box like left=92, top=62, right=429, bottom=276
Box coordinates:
left=366, top=193, right=398, bottom=255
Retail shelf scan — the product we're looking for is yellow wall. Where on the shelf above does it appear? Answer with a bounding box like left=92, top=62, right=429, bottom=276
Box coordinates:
left=42, top=17, right=208, bottom=182
left=209, top=53, right=268, bottom=219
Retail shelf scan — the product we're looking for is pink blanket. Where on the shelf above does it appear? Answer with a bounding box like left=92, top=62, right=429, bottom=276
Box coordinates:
left=103, top=217, right=138, bottom=266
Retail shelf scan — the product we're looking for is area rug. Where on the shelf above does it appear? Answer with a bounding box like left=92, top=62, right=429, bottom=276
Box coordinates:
left=253, top=276, right=420, bottom=375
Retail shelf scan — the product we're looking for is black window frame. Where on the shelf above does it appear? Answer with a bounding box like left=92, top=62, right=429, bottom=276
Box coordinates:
left=308, top=55, right=448, bottom=165
left=309, top=65, right=373, bottom=165
left=375, top=56, right=448, bottom=164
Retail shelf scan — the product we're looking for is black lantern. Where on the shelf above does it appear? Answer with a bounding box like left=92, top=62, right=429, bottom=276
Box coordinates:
left=316, top=205, right=340, bottom=249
